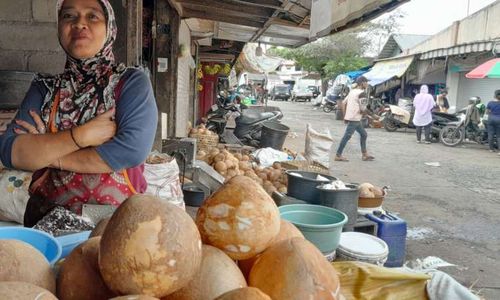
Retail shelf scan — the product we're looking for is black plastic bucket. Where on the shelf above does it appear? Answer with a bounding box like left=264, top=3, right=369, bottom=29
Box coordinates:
left=260, top=121, right=290, bottom=150
left=182, top=183, right=206, bottom=207
left=317, top=184, right=360, bottom=231
left=286, top=170, right=337, bottom=204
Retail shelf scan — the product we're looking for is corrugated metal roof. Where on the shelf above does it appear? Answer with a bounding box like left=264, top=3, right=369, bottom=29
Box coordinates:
left=420, top=41, right=495, bottom=60
left=378, top=34, right=430, bottom=59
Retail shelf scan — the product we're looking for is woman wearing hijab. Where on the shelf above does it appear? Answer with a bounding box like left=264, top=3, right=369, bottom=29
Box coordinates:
left=413, top=85, right=435, bottom=144
left=0, top=0, right=158, bottom=225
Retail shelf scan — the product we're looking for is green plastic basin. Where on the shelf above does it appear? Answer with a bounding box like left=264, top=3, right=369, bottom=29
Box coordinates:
left=279, top=204, right=348, bottom=254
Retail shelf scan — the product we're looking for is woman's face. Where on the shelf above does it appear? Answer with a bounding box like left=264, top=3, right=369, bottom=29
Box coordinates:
left=58, top=0, right=107, bottom=59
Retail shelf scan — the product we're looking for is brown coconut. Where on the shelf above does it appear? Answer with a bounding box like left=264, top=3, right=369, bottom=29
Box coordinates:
left=111, top=296, right=160, bottom=300
left=165, top=245, right=247, bottom=300
left=249, top=238, right=340, bottom=300
left=195, top=176, right=280, bottom=260
left=214, top=287, right=271, bottom=300
left=99, top=195, right=202, bottom=298
left=57, top=237, right=116, bottom=300
left=0, top=281, right=57, bottom=300
left=239, top=220, right=304, bottom=279
left=0, top=240, right=56, bottom=293
left=89, top=217, right=111, bottom=238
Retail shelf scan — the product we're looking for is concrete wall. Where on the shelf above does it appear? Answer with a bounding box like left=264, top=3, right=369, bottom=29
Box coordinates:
left=410, top=1, right=500, bottom=55
left=0, top=0, right=65, bottom=74
left=175, top=20, right=192, bottom=137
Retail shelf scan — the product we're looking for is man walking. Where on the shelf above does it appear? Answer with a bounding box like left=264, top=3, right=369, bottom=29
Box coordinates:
left=335, top=76, right=375, bottom=162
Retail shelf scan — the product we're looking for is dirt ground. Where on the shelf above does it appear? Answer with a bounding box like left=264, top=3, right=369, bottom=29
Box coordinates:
left=273, top=100, right=500, bottom=299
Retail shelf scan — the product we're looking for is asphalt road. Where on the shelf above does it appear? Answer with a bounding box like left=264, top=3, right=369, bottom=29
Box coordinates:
left=272, top=100, right=500, bottom=299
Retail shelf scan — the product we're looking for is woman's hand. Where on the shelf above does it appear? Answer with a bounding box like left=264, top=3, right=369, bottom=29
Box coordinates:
left=14, top=110, right=47, bottom=135
left=73, top=108, right=117, bottom=147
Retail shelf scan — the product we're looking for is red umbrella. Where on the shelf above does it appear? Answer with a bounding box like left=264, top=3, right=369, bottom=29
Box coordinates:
left=465, top=58, right=500, bottom=79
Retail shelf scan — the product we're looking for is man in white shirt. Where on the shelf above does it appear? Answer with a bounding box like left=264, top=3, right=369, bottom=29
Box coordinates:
left=335, top=76, right=375, bottom=162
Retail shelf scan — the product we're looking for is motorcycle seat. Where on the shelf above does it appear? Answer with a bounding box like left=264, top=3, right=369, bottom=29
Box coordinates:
left=238, top=111, right=276, bottom=125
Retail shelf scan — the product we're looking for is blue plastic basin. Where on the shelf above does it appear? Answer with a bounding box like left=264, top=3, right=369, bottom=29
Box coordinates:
left=0, top=227, right=62, bottom=265
left=55, top=231, right=91, bottom=259
left=279, top=204, right=348, bottom=254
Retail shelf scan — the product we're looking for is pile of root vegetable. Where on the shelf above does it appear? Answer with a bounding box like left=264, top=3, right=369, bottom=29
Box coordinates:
left=0, top=176, right=341, bottom=300
left=197, top=148, right=288, bottom=195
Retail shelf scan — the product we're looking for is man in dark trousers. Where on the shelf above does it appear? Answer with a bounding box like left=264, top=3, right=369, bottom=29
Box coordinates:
left=335, top=76, right=375, bottom=162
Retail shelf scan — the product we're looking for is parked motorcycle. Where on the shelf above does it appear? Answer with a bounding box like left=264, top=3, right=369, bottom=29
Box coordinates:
left=439, top=97, right=497, bottom=148
left=323, top=98, right=338, bottom=113
left=206, top=94, right=242, bottom=135
left=382, top=98, right=459, bottom=141
left=234, top=109, right=283, bottom=147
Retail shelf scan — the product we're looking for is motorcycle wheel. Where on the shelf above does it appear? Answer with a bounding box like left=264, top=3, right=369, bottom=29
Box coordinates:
left=383, top=118, right=399, bottom=132
left=323, top=104, right=334, bottom=113
left=439, top=126, right=464, bottom=147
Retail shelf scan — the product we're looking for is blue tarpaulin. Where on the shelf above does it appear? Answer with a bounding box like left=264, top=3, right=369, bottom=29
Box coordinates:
left=344, top=66, right=371, bottom=80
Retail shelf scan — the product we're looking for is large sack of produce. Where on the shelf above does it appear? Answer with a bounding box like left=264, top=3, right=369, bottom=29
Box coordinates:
left=0, top=240, right=55, bottom=293
left=239, top=220, right=304, bottom=278
left=0, top=281, right=57, bottom=300
left=57, top=237, right=116, bottom=300
left=166, top=245, right=247, bottom=300
left=214, top=287, right=271, bottom=300
left=99, top=195, right=202, bottom=298
left=196, top=176, right=280, bottom=260
left=249, top=238, right=340, bottom=300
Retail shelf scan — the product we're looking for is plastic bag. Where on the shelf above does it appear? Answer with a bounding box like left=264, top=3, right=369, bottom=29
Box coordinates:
left=0, top=169, right=32, bottom=224
left=144, top=152, right=185, bottom=210
left=304, top=124, right=334, bottom=166
left=251, top=147, right=290, bottom=167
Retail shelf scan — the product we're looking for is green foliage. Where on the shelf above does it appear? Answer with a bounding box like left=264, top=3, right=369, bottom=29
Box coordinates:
left=268, top=30, right=369, bottom=79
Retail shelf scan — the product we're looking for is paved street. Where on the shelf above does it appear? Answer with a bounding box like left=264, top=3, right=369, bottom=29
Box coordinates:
left=273, top=100, right=500, bottom=299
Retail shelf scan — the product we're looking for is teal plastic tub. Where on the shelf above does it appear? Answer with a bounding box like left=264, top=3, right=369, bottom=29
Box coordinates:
left=279, top=204, right=348, bottom=254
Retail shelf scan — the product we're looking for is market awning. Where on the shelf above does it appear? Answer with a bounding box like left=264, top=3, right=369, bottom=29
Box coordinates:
left=363, top=56, right=414, bottom=86
left=310, top=0, right=409, bottom=40
left=235, top=44, right=283, bottom=74
left=420, top=41, right=496, bottom=60
left=344, top=66, right=372, bottom=80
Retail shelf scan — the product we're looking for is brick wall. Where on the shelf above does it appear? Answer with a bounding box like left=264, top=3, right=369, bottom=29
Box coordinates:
left=0, top=0, right=65, bottom=74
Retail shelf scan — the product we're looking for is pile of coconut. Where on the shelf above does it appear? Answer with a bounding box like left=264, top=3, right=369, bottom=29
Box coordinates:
left=197, top=148, right=288, bottom=195
left=0, top=176, right=341, bottom=300
left=189, top=124, right=218, bottom=137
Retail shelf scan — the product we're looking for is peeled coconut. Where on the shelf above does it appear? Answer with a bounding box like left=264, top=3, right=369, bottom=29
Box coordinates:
left=0, top=240, right=55, bottom=293
left=89, top=217, right=111, bottom=238
left=239, top=220, right=304, bottom=279
left=0, top=281, right=57, bottom=300
left=58, top=237, right=116, bottom=300
left=359, top=183, right=375, bottom=198
left=249, top=238, right=340, bottom=300
left=165, top=245, right=247, bottom=300
left=99, top=195, right=202, bottom=298
left=196, top=176, right=280, bottom=260
left=214, top=287, right=271, bottom=300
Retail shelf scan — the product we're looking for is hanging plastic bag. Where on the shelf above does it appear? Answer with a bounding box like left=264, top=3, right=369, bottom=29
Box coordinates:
left=0, top=169, right=32, bottom=224
left=144, top=152, right=185, bottom=210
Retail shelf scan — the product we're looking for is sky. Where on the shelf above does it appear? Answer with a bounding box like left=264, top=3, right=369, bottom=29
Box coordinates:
left=380, top=0, right=498, bottom=35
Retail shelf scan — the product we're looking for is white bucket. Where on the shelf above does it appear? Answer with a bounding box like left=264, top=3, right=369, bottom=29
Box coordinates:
left=336, top=232, right=389, bottom=266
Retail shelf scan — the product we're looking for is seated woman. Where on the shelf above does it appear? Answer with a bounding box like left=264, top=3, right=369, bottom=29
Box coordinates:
left=0, top=0, right=158, bottom=225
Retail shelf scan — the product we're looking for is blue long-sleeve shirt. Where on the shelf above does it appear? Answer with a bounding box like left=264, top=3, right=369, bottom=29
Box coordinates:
left=0, top=69, right=158, bottom=171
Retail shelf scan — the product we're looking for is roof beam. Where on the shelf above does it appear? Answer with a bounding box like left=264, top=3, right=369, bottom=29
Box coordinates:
left=182, top=8, right=265, bottom=28
left=177, top=0, right=274, bottom=17
left=225, top=0, right=283, bottom=10
left=261, top=32, right=308, bottom=41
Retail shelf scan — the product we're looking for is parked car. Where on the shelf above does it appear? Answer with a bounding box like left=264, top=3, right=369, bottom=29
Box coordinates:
left=292, top=85, right=313, bottom=102
left=308, top=86, right=321, bottom=98
left=269, top=84, right=291, bottom=101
